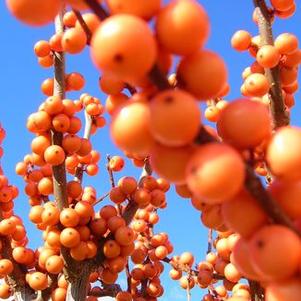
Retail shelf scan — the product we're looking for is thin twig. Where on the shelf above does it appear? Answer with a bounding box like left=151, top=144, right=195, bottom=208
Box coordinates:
left=83, top=0, right=109, bottom=20
left=253, top=0, right=289, bottom=128
left=186, top=281, right=191, bottom=301
left=74, top=111, right=93, bottom=183
left=207, top=229, right=213, bottom=254
left=73, top=9, right=92, bottom=44
left=106, top=155, right=116, bottom=188
left=94, top=191, right=110, bottom=206
left=125, top=262, right=131, bottom=293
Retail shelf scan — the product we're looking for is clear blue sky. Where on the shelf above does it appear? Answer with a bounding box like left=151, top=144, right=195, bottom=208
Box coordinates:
left=0, top=1, right=301, bottom=299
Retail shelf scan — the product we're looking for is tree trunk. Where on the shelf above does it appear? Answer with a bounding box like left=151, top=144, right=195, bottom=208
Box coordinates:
left=66, top=271, right=90, bottom=301
left=13, top=287, right=34, bottom=301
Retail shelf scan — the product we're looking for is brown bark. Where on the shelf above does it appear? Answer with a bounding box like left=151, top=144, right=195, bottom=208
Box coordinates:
left=253, top=0, right=289, bottom=128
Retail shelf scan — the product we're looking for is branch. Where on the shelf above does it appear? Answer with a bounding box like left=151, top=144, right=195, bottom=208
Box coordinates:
left=248, top=280, right=265, bottom=301
left=106, top=155, right=116, bottom=188
left=73, top=10, right=92, bottom=44
left=253, top=0, right=289, bottom=128
left=207, top=229, right=213, bottom=254
left=74, top=111, right=93, bottom=183
left=244, top=164, right=299, bottom=234
left=125, top=262, right=131, bottom=293
left=148, top=64, right=172, bottom=91
left=89, top=284, right=121, bottom=297
left=51, top=11, right=95, bottom=298
left=83, top=0, right=109, bottom=20
left=94, top=191, right=110, bottom=206
left=52, top=10, right=68, bottom=211
left=197, top=127, right=300, bottom=237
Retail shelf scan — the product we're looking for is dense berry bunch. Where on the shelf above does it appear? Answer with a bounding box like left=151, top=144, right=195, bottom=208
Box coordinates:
left=2, top=0, right=301, bottom=301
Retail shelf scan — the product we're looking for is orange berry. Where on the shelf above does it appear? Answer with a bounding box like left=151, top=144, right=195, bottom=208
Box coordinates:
left=265, top=278, right=301, bottom=301
left=177, top=50, right=228, bottom=100
left=244, top=73, right=270, bottom=97
left=156, top=0, right=209, bottom=55
left=103, top=240, right=121, bottom=259
left=232, top=237, right=260, bottom=280
left=271, top=0, right=295, bottom=11
left=63, top=10, right=77, bottom=27
left=256, top=45, right=280, bottom=68
left=204, top=106, right=221, bottom=123
left=0, top=258, right=13, bottom=276
left=6, top=0, right=61, bottom=26
left=45, top=255, right=64, bottom=274
left=27, top=111, right=51, bottom=133
left=41, top=204, right=60, bottom=226
left=266, top=126, right=301, bottom=180
left=75, top=13, right=101, bottom=33
left=105, top=93, right=129, bottom=116
left=108, top=156, right=124, bottom=172
left=49, top=33, right=63, bottom=52
left=91, top=15, right=157, bottom=82
left=66, top=0, right=102, bottom=10
left=28, top=272, right=48, bottom=291
left=51, top=288, right=67, bottom=301
left=217, top=98, right=271, bottom=148
left=60, top=208, right=80, bottom=227
left=44, top=145, right=65, bottom=166
left=150, top=143, right=194, bottom=184
left=115, top=226, right=135, bottom=246
left=105, top=0, right=160, bottom=20
left=52, top=114, right=70, bottom=133
left=186, top=143, right=245, bottom=204
left=149, top=89, right=201, bottom=147
left=117, top=177, right=137, bottom=195
left=38, top=177, right=53, bottom=195
left=268, top=179, right=301, bottom=219
left=0, top=283, right=11, bottom=299
left=110, top=102, right=154, bottom=156
left=66, top=72, right=85, bottom=91
left=77, top=138, right=92, bottom=157
left=99, top=74, right=124, bottom=95
left=275, top=33, right=299, bottom=55
left=62, top=28, right=87, bottom=54
left=41, top=78, right=54, bottom=96
left=221, top=189, right=267, bottom=238
left=60, top=227, right=81, bottom=248
left=34, top=40, right=51, bottom=57
left=231, top=30, right=252, bottom=51
left=249, top=225, right=301, bottom=281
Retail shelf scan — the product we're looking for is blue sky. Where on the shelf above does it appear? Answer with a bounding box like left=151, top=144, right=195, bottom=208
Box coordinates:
left=1, top=0, right=301, bottom=299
